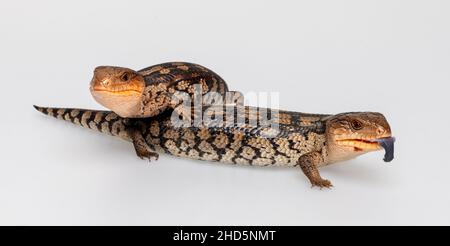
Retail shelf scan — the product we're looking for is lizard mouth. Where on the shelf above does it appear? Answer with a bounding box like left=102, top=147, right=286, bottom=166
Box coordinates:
left=336, top=137, right=395, bottom=162
left=93, top=88, right=142, bottom=95
left=336, top=138, right=381, bottom=150
left=91, top=85, right=143, bottom=96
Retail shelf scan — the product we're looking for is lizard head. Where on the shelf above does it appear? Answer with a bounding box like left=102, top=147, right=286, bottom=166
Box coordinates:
left=325, top=112, right=395, bottom=163
left=90, top=66, right=145, bottom=118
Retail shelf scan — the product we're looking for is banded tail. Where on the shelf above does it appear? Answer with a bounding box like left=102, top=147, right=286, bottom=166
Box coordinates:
left=33, top=105, right=128, bottom=139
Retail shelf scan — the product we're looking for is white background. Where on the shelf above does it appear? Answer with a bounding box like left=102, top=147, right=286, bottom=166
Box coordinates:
left=1, top=0, right=449, bottom=225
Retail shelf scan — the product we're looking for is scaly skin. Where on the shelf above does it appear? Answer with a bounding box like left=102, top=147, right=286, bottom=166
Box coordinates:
left=34, top=105, right=394, bottom=188
left=90, top=62, right=243, bottom=118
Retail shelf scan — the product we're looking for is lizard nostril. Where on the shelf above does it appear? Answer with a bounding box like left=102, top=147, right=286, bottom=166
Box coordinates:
left=377, top=128, right=384, bottom=135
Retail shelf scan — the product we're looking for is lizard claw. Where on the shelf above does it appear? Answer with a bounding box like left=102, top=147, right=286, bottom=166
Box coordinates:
left=310, top=178, right=333, bottom=189
left=136, top=149, right=159, bottom=162
left=147, top=152, right=159, bottom=162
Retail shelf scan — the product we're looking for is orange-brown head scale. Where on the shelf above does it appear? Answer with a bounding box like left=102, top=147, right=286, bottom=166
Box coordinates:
left=325, top=112, right=393, bottom=163
left=90, top=66, right=145, bottom=118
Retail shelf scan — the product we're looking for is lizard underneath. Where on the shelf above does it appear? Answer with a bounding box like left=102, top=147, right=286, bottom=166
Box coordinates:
left=34, top=105, right=395, bottom=188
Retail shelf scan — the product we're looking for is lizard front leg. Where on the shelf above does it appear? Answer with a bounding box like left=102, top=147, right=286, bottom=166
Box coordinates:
left=298, top=152, right=332, bottom=189
left=127, top=125, right=159, bottom=161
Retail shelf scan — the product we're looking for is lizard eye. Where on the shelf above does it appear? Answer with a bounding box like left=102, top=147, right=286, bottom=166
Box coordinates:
left=351, top=120, right=363, bottom=130
left=121, top=73, right=129, bottom=82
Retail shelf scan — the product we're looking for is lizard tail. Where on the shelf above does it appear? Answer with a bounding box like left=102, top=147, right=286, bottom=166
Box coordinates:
left=33, top=105, right=127, bottom=138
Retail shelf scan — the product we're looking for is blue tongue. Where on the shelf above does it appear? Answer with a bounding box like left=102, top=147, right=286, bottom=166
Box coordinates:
left=376, top=137, right=396, bottom=162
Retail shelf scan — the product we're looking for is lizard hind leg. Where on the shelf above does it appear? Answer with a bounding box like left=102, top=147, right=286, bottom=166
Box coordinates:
left=298, top=152, right=333, bottom=189
left=127, top=126, right=159, bottom=162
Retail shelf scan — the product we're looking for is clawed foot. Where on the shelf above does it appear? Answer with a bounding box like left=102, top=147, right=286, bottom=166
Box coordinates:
left=136, top=149, right=159, bottom=162
left=310, top=178, right=333, bottom=189
left=128, top=127, right=159, bottom=162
